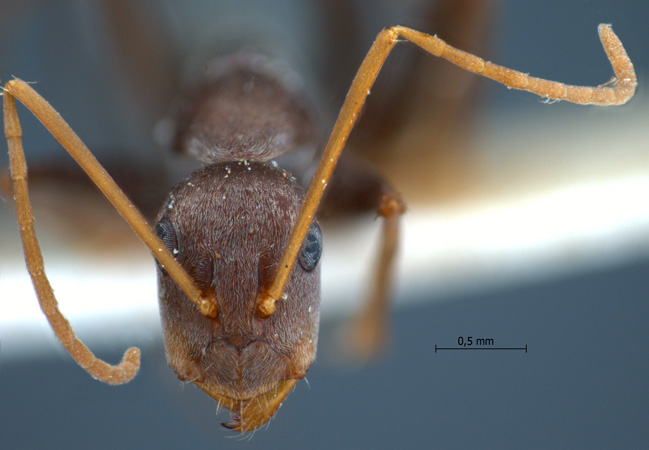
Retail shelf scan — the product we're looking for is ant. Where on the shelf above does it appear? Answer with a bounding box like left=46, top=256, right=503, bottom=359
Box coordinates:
left=2, top=24, right=636, bottom=432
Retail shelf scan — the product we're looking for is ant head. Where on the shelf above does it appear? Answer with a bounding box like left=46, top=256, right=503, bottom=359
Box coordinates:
left=155, top=161, right=321, bottom=431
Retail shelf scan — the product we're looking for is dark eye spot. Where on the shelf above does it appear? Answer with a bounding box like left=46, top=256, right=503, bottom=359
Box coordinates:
left=298, top=222, right=322, bottom=271
left=155, top=219, right=179, bottom=255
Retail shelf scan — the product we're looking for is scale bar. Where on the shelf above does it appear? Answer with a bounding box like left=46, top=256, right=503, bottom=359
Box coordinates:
left=435, top=345, right=527, bottom=353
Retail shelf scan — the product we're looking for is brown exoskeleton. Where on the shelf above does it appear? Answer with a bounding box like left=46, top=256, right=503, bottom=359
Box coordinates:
left=2, top=24, right=636, bottom=431
left=156, top=55, right=324, bottom=428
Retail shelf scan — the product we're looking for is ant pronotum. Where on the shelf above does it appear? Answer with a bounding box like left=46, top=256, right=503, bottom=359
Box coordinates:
left=2, top=24, right=636, bottom=432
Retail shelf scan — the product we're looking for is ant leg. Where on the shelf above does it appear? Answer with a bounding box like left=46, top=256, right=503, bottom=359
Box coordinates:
left=2, top=80, right=214, bottom=384
left=259, top=24, right=636, bottom=314
left=319, top=154, right=405, bottom=356
left=348, top=188, right=404, bottom=357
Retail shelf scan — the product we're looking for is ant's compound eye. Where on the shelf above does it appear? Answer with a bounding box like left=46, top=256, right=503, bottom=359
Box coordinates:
left=298, top=222, right=322, bottom=271
left=155, top=219, right=179, bottom=255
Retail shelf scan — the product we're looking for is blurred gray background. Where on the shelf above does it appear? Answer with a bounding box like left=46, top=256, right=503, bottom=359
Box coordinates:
left=1, top=1, right=648, bottom=448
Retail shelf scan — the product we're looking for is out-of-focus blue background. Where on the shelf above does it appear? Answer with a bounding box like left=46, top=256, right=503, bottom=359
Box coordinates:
left=1, top=1, right=647, bottom=448
left=3, top=260, right=648, bottom=449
